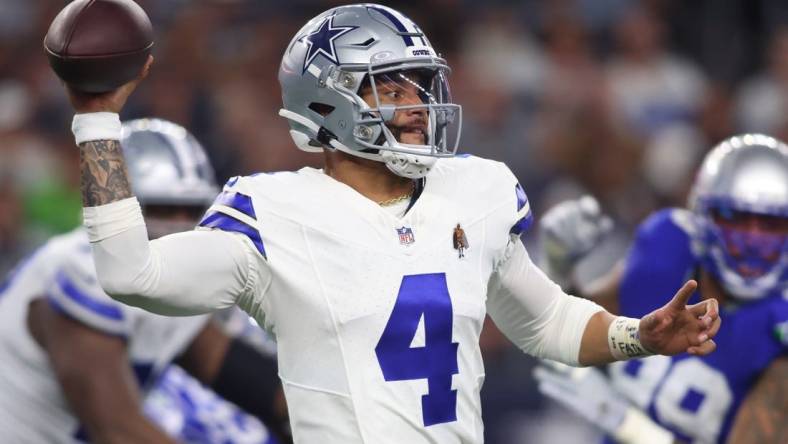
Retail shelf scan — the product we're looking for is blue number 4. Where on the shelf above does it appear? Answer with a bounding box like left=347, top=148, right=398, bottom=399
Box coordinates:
left=375, top=273, right=459, bottom=426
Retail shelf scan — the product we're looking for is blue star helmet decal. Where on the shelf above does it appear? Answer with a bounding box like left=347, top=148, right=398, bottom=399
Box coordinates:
left=301, top=15, right=357, bottom=74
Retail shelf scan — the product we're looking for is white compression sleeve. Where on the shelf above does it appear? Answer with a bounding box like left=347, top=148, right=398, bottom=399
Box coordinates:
left=84, top=199, right=268, bottom=316
left=487, top=239, right=604, bottom=366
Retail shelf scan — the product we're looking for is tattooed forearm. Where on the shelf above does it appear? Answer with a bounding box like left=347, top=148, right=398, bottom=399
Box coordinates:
left=727, top=357, right=788, bottom=444
left=79, top=139, right=133, bottom=206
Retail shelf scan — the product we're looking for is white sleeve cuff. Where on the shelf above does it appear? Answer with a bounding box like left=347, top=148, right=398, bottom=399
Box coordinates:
left=546, top=295, right=605, bottom=365
left=83, top=197, right=145, bottom=242
left=72, top=112, right=122, bottom=144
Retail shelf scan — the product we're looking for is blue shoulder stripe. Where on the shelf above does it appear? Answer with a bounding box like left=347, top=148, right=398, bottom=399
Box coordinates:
left=510, top=214, right=534, bottom=235
left=213, top=191, right=257, bottom=220
left=47, top=297, right=128, bottom=340
left=225, top=176, right=240, bottom=188
left=515, top=183, right=527, bottom=211
left=199, top=211, right=267, bottom=259
left=54, top=271, right=124, bottom=321
left=510, top=183, right=533, bottom=235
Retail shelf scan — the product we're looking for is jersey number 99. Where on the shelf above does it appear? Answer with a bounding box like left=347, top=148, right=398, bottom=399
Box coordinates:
left=610, top=356, right=733, bottom=442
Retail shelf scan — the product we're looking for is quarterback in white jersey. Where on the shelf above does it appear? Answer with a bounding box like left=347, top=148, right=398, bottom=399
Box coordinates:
left=0, top=119, right=287, bottom=443
left=64, top=4, right=720, bottom=443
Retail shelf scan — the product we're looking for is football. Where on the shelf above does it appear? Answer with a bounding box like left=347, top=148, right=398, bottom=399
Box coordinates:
left=44, top=0, right=154, bottom=93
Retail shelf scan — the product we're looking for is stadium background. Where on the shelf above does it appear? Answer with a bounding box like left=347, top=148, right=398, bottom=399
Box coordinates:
left=1, top=0, right=786, bottom=442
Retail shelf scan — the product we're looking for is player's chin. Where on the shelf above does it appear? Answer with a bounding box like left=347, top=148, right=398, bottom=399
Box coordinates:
left=400, top=132, right=425, bottom=145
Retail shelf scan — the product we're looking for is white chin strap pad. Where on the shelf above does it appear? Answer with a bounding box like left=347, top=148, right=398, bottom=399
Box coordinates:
left=381, top=150, right=437, bottom=179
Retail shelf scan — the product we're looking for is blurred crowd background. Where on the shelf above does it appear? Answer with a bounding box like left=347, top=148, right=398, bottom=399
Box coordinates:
left=2, top=0, right=788, bottom=442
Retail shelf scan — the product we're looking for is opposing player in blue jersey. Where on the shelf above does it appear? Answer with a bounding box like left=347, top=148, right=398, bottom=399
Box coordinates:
left=59, top=4, right=721, bottom=443
left=0, top=119, right=288, bottom=443
left=536, top=134, right=788, bottom=443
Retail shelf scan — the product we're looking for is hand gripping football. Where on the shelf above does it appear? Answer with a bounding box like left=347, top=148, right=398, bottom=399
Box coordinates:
left=44, top=0, right=154, bottom=93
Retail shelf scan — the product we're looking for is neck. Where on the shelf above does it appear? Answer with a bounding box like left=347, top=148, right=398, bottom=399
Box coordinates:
left=323, top=150, right=413, bottom=204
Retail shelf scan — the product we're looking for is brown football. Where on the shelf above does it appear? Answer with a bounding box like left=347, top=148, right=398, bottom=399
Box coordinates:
left=44, top=0, right=154, bottom=93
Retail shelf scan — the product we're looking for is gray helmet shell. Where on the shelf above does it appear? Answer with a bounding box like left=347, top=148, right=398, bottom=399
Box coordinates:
left=278, top=4, right=462, bottom=178
left=690, top=134, right=788, bottom=215
left=121, top=118, right=219, bottom=207
left=689, top=133, right=788, bottom=300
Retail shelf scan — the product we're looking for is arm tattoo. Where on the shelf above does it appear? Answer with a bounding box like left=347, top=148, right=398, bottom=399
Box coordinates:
left=726, top=357, right=788, bottom=444
left=79, top=140, right=133, bottom=207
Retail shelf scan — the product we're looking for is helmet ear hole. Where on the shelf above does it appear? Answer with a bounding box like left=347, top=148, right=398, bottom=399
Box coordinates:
left=308, top=102, right=335, bottom=117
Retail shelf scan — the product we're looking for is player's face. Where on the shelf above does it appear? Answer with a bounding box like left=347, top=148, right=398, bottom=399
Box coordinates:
left=359, top=71, right=431, bottom=145
left=711, top=208, right=788, bottom=278
left=143, top=204, right=206, bottom=239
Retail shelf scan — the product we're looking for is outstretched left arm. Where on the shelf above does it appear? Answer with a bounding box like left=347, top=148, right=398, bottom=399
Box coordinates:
left=487, top=240, right=720, bottom=366
left=726, top=357, right=788, bottom=444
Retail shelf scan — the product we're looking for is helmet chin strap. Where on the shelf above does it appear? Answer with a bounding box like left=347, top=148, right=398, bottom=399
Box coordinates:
left=380, top=150, right=436, bottom=179
left=376, top=122, right=437, bottom=179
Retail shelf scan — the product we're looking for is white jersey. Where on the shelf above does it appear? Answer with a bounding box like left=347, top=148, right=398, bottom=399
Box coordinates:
left=197, top=156, right=535, bottom=443
left=0, top=228, right=208, bottom=443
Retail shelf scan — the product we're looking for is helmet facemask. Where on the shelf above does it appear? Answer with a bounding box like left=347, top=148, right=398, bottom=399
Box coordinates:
left=350, top=66, right=460, bottom=156
left=328, top=63, right=461, bottom=178
left=697, top=199, right=788, bottom=300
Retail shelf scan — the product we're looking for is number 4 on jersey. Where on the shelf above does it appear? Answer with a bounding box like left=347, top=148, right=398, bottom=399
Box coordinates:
left=375, top=273, right=459, bottom=426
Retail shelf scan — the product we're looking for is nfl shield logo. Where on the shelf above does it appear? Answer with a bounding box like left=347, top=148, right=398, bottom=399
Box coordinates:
left=396, top=226, right=415, bottom=246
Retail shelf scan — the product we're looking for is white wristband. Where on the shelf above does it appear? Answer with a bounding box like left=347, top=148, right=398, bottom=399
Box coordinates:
left=614, top=407, right=674, bottom=444
left=72, top=112, right=122, bottom=145
left=608, top=316, right=653, bottom=360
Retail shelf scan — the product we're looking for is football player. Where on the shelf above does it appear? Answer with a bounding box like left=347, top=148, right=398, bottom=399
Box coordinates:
left=536, top=134, right=788, bottom=443
left=0, top=119, right=288, bottom=443
left=62, top=4, right=720, bottom=443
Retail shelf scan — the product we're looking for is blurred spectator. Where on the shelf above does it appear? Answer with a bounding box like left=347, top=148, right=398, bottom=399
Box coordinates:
left=606, top=5, right=708, bottom=137
left=641, top=124, right=706, bottom=207
left=736, top=25, right=788, bottom=139
left=0, top=176, right=23, bottom=273
left=456, top=8, right=544, bottom=183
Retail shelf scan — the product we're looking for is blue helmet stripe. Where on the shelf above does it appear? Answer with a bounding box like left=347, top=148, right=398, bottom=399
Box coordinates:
left=54, top=271, right=124, bottom=321
left=367, top=6, right=414, bottom=46
left=213, top=191, right=257, bottom=220
left=199, top=211, right=267, bottom=259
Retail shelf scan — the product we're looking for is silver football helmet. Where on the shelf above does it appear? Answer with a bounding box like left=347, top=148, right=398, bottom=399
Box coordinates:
left=278, top=4, right=462, bottom=178
left=689, top=134, right=788, bottom=300
left=122, top=118, right=219, bottom=206
left=121, top=118, right=220, bottom=237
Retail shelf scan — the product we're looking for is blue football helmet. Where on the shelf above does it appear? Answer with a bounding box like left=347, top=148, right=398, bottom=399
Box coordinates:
left=278, top=4, right=462, bottom=178
left=689, top=134, right=788, bottom=300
